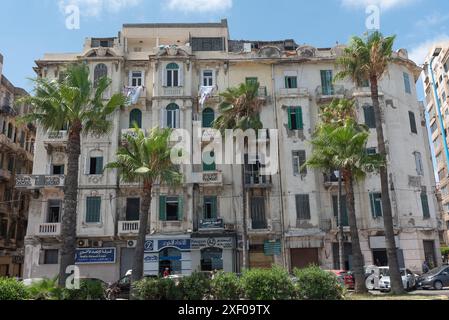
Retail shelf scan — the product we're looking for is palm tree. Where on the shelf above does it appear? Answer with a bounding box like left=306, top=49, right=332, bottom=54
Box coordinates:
left=335, top=31, right=404, bottom=294
left=18, top=63, right=126, bottom=286
left=106, top=127, right=182, bottom=290
left=213, top=81, right=264, bottom=271
left=305, top=119, right=384, bottom=293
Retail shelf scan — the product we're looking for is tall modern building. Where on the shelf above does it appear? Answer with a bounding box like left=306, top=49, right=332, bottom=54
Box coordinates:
left=19, top=20, right=443, bottom=283
left=423, top=44, right=449, bottom=245
left=0, top=53, right=35, bottom=277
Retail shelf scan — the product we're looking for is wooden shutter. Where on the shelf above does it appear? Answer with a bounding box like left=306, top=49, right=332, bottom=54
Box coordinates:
left=211, top=196, right=217, bottom=219
left=287, top=107, right=293, bottom=130
left=421, top=193, right=430, bottom=218
left=159, top=196, right=167, bottom=221
left=296, top=107, right=304, bottom=130
left=178, top=196, right=184, bottom=221
left=409, top=111, right=417, bottom=134
left=86, top=197, right=101, bottom=223
left=96, top=157, right=104, bottom=175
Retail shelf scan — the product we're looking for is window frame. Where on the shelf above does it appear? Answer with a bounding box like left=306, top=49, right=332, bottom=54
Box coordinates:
left=403, top=72, right=412, bottom=94
left=89, top=157, right=104, bottom=175
left=166, top=63, right=180, bottom=87
left=202, top=70, right=214, bottom=87
left=369, top=193, right=383, bottom=218
left=296, top=194, right=311, bottom=220
left=409, top=111, right=417, bottom=134
left=85, top=196, right=102, bottom=224
left=287, top=107, right=304, bottom=130
left=285, top=76, right=298, bottom=89
left=130, top=70, right=144, bottom=87
left=292, top=150, right=307, bottom=176
left=43, top=249, right=59, bottom=265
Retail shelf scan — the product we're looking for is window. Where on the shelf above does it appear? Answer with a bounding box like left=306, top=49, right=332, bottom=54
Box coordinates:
left=126, top=198, right=140, bottom=221
left=202, top=70, right=214, bottom=87
left=130, top=71, right=144, bottom=87
left=191, top=37, right=225, bottom=52
left=421, top=192, right=430, bottom=219
left=366, top=148, right=377, bottom=155
left=444, top=62, right=448, bottom=73
left=159, top=196, right=183, bottom=221
left=129, top=109, right=142, bottom=128
left=414, top=152, right=424, bottom=176
left=287, top=107, right=303, bottom=130
left=332, top=195, right=349, bottom=226
left=203, top=196, right=217, bottom=219
left=363, top=105, right=376, bottom=129
left=202, top=108, right=215, bottom=128
left=285, top=76, right=298, bottom=89
left=94, top=64, right=108, bottom=87
left=409, top=111, right=417, bottom=134
left=203, top=151, right=216, bottom=171
left=52, top=165, right=65, bottom=175
left=292, top=150, right=307, bottom=176
left=7, top=157, right=14, bottom=172
left=250, top=196, right=267, bottom=229
left=403, top=72, right=411, bottom=94
left=166, top=63, right=180, bottom=87
left=245, top=77, right=258, bottom=85
left=86, top=197, right=101, bottom=223
left=320, top=70, right=333, bottom=95
left=369, top=193, right=383, bottom=218
left=89, top=157, right=104, bottom=175
left=43, top=249, right=59, bottom=265
left=201, top=248, right=223, bottom=271
left=47, top=200, right=62, bottom=223
left=296, top=194, right=311, bottom=220
left=166, top=104, right=180, bottom=129
left=7, top=123, right=13, bottom=139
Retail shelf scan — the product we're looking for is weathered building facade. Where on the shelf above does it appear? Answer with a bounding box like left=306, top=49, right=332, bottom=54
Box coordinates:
left=19, top=20, right=443, bottom=283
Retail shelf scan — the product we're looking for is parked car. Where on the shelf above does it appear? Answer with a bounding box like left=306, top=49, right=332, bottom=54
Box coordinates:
left=378, top=268, right=416, bottom=292
left=106, top=272, right=158, bottom=300
left=417, top=265, right=449, bottom=290
left=327, top=270, right=355, bottom=290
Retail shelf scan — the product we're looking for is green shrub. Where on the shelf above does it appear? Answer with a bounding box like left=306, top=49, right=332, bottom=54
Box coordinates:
left=441, top=247, right=449, bottom=257
left=211, top=272, right=241, bottom=300
left=27, top=277, right=63, bottom=300
left=133, top=277, right=181, bottom=300
left=0, top=278, right=29, bottom=300
left=293, top=266, right=344, bottom=300
left=178, top=272, right=211, bottom=300
left=241, top=266, right=295, bottom=300
left=63, top=279, right=106, bottom=300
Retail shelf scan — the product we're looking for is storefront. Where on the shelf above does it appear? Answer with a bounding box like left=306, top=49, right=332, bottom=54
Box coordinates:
left=190, top=236, right=235, bottom=272
left=144, top=235, right=192, bottom=276
left=369, top=236, right=404, bottom=268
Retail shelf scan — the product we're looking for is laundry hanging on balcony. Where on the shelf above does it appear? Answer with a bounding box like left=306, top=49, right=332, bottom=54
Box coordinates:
left=199, top=86, right=215, bottom=108
left=123, top=86, right=143, bottom=106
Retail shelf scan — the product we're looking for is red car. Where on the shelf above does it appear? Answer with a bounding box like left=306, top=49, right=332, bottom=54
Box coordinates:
left=328, top=270, right=355, bottom=290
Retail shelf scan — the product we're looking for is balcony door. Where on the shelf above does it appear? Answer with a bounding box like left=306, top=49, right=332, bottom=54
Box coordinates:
left=320, top=70, right=333, bottom=95
left=126, top=198, right=140, bottom=221
left=47, top=200, right=62, bottom=223
left=250, top=196, right=267, bottom=229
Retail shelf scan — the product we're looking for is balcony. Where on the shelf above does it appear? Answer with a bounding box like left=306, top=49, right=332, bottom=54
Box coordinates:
left=278, top=87, right=309, bottom=97
left=191, top=172, right=223, bottom=186
left=118, top=221, right=140, bottom=236
left=163, top=87, right=184, bottom=97
left=0, top=169, right=11, bottom=182
left=36, top=223, right=61, bottom=237
left=315, top=85, right=346, bottom=103
left=244, top=173, right=272, bottom=188
left=198, top=218, right=224, bottom=231
left=15, top=174, right=65, bottom=189
left=43, top=131, right=68, bottom=147
left=323, top=172, right=344, bottom=189
left=121, top=129, right=146, bottom=145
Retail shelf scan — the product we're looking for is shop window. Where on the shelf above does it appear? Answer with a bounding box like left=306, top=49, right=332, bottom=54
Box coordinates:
left=159, top=248, right=182, bottom=275
left=201, top=248, right=223, bottom=271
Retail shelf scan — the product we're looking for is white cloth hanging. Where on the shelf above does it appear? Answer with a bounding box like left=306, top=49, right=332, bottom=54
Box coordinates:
left=123, top=86, right=143, bottom=106
left=199, top=86, right=215, bottom=108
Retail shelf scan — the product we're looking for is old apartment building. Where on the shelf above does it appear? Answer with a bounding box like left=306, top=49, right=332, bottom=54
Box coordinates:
left=18, top=20, right=443, bottom=282
left=423, top=45, right=449, bottom=246
left=0, top=53, right=35, bottom=277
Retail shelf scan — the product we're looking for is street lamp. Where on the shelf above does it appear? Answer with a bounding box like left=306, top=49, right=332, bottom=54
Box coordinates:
left=429, top=47, right=449, bottom=176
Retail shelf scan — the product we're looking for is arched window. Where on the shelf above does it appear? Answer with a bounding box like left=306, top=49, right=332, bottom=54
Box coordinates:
left=202, top=108, right=215, bottom=128
left=94, top=63, right=108, bottom=87
left=129, top=109, right=142, bottom=128
left=166, top=104, right=180, bottom=129
left=166, top=63, right=179, bottom=87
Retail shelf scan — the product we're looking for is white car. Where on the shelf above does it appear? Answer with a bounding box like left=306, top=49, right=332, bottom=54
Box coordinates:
left=379, top=268, right=416, bottom=292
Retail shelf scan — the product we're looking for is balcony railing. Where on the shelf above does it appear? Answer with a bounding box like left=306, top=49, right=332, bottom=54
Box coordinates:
left=323, top=172, right=344, bottom=189
left=278, top=87, right=309, bottom=97
left=118, top=221, right=140, bottom=235
left=199, top=218, right=224, bottom=231
left=351, top=86, right=383, bottom=97
left=163, top=87, right=184, bottom=96
left=44, top=131, right=68, bottom=146
left=244, top=172, right=272, bottom=188
left=36, top=223, right=61, bottom=237
left=316, top=85, right=345, bottom=102
left=15, top=175, right=66, bottom=189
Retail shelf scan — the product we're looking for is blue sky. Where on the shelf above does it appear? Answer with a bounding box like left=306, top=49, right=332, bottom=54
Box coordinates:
left=1, top=0, right=449, bottom=94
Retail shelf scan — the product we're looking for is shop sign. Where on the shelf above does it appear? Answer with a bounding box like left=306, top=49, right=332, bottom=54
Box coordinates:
left=191, top=237, right=234, bottom=250
left=264, top=240, right=282, bottom=256
left=75, top=248, right=116, bottom=264
left=199, top=218, right=224, bottom=230
left=158, top=239, right=191, bottom=251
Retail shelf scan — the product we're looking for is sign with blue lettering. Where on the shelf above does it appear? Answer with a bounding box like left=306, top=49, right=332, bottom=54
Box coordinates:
left=264, top=240, right=281, bottom=256
left=75, top=248, right=116, bottom=264
left=144, top=254, right=158, bottom=263
left=144, top=240, right=154, bottom=251
left=158, top=239, right=191, bottom=251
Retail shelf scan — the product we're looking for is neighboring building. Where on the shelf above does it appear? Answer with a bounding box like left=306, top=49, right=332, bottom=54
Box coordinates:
left=423, top=45, right=449, bottom=247
left=0, top=53, right=35, bottom=277
left=19, top=20, right=443, bottom=283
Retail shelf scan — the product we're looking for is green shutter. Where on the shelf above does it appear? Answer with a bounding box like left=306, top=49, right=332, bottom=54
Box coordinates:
left=86, top=197, right=101, bottom=223
left=421, top=193, right=430, bottom=218
left=159, top=196, right=167, bottom=221
left=178, top=196, right=184, bottom=221
left=211, top=196, right=217, bottom=219
left=285, top=77, right=289, bottom=89
left=296, top=107, right=303, bottom=130
left=287, top=107, right=293, bottom=130
left=96, top=157, right=104, bottom=174
left=202, top=109, right=215, bottom=128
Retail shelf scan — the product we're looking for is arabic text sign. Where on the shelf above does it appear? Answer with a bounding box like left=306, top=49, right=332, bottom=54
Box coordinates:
left=75, top=248, right=116, bottom=264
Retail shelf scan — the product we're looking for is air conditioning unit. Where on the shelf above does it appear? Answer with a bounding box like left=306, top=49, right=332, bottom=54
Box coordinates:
left=127, top=240, right=137, bottom=248
left=77, top=239, right=90, bottom=248
left=91, top=240, right=103, bottom=248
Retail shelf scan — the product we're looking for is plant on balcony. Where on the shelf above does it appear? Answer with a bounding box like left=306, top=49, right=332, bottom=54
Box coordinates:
left=18, top=63, right=127, bottom=287
left=334, top=31, right=404, bottom=294
left=304, top=115, right=383, bottom=294
left=213, top=81, right=265, bottom=270
left=106, top=127, right=182, bottom=298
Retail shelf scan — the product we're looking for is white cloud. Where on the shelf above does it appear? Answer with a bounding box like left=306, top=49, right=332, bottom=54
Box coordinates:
left=409, top=35, right=449, bottom=65
left=341, top=0, right=415, bottom=10
left=416, top=12, right=449, bottom=28
left=58, top=0, right=142, bottom=17
left=166, top=0, right=232, bottom=12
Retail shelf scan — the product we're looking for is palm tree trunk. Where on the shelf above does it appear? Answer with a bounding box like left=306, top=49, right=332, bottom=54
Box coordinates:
left=343, top=170, right=367, bottom=293
left=130, top=182, right=152, bottom=300
left=370, top=76, right=404, bottom=294
left=58, top=120, right=82, bottom=287
left=241, top=164, right=249, bottom=271
left=338, top=171, right=345, bottom=271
